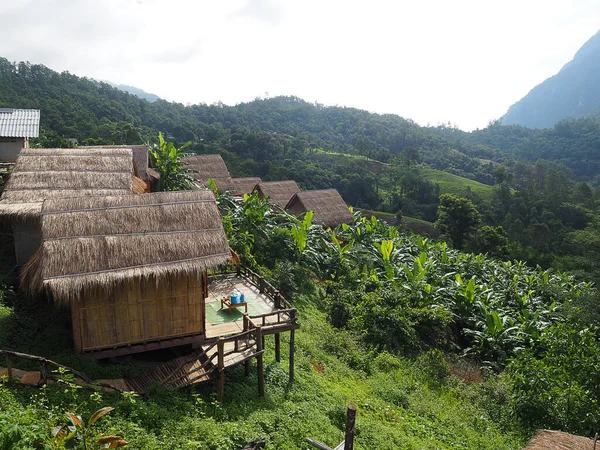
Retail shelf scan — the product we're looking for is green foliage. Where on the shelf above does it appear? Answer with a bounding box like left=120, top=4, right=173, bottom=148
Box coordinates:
left=435, top=194, right=481, bottom=249
left=149, top=132, right=195, bottom=191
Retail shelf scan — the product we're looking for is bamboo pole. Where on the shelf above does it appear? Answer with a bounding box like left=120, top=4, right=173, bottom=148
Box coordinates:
left=217, top=338, right=225, bottom=402
left=289, top=329, right=295, bottom=382
left=256, top=327, right=264, bottom=397
left=275, top=333, right=281, bottom=362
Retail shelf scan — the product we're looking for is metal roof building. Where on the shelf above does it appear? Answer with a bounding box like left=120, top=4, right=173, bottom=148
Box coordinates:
left=0, top=109, right=40, bottom=138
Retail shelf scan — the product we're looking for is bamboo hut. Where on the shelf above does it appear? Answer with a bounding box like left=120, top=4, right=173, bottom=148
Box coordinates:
left=83, top=145, right=152, bottom=192
left=232, top=177, right=262, bottom=195
left=255, top=180, right=300, bottom=209
left=524, top=430, right=595, bottom=449
left=285, top=189, right=354, bottom=227
left=183, top=154, right=234, bottom=192
left=0, top=148, right=143, bottom=265
left=21, top=190, right=231, bottom=358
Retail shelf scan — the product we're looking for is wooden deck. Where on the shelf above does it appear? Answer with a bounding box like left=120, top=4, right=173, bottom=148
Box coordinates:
left=205, top=275, right=295, bottom=339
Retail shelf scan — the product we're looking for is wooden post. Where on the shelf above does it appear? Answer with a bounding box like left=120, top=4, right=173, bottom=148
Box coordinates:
left=259, top=276, right=265, bottom=293
left=344, top=404, right=356, bottom=450
left=217, top=338, right=225, bottom=402
left=5, top=355, right=12, bottom=383
left=256, top=327, right=264, bottom=397
left=236, top=263, right=241, bottom=276
left=289, top=329, right=295, bottom=382
left=39, top=361, right=48, bottom=386
left=275, top=292, right=281, bottom=309
left=274, top=333, right=281, bottom=362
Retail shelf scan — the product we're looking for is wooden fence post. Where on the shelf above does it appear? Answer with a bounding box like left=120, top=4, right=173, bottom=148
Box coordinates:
left=274, top=291, right=281, bottom=309
left=344, top=404, right=356, bottom=450
left=289, top=329, right=295, bottom=383
left=217, top=338, right=225, bottom=402
left=259, top=276, right=265, bottom=293
left=5, top=355, right=12, bottom=383
left=256, top=327, right=264, bottom=397
left=39, top=361, right=49, bottom=386
left=274, top=333, right=281, bottom=362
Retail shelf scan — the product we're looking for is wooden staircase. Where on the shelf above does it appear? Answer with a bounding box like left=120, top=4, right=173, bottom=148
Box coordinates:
left=124, top=327, right=263, bottom=396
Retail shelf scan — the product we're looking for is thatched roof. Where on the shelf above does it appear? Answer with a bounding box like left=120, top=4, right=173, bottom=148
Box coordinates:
left=183, top=155, right=234, bottom=192
left=285, top=189, right=353, bottom=227
left=21, top=190, right=231, bottom=304
left=232, top=177, right=261, bottom=195
left=0, top=148, right=139, bottom=222
left=83, top=145, right=150, bottom=181
left=255, top=180, right=300, bottom=209
left=524, top=430, right=595, bottom=449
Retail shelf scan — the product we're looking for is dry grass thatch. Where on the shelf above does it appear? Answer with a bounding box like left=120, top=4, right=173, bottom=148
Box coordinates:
left=21, top=190, right=231, bottom=304
left=132, top=176, right=147, bottom=194
left=255, top=180, right=300, bottom=209
left=524, top=430, right=595, bottom=449
left=82, top=145, right=150, bottom=181
left=0, top=148, right=138, bottom=221
left=285, top=189, right=353, bottom=227
left=232, top=177, right=262, bottom=195
left=183, top=155, right=234, bottom=191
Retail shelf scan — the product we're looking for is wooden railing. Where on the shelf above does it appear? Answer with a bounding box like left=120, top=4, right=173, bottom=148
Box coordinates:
left=0, top=349, right=123, bottom=392
left=212, top=264, right=296, bottom=315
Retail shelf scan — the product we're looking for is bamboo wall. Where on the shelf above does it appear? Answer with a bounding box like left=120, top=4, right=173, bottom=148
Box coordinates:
left=72, top=275, right=205, bottom=353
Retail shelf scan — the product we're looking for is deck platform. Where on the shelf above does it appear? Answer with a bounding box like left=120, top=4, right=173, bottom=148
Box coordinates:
left=205, top=275, right=284, bottom=339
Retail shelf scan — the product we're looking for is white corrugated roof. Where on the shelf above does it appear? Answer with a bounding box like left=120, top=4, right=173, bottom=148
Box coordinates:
left=0, top=109, right=40, bottom=138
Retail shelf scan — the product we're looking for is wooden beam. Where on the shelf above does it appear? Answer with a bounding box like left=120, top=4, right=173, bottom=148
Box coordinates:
left=289, top=329, right=295, bottom=383
left=274, top=333, right=281, bottom=362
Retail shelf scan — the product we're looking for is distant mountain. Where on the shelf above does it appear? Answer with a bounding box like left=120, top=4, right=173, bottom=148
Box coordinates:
left=108, top=82, right=160, bottom=102
left=502, top=30, right=600, bottom=128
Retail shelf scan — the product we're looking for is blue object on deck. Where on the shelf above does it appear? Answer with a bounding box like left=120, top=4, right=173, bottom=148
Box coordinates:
left=240, top=293, right=245, bottom=303
left=230, top=294, right=237, bottom=304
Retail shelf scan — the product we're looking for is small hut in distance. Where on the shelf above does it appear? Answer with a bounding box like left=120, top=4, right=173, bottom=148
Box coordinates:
left=232, top=177, right=262, bottom=195
left=285, top=189, right=354, bottom=228
left=255, top=180, right=300, bottom=209
left=21, top=190, right=231, bottom=358
left=183, top=154, right=234, bottom=192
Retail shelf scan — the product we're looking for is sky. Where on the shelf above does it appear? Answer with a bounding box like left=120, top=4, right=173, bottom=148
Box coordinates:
left=1, top=0, right=600, bottom=131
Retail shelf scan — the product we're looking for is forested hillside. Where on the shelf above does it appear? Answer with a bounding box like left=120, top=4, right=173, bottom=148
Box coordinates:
left=502, top=29, right=600, bottom=128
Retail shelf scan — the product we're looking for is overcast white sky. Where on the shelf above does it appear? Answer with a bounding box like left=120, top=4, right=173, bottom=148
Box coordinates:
left=1, top=0, right=599, bottom=130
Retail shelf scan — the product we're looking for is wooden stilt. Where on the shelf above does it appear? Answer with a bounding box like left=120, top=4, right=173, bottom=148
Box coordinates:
left=256, top=327, right=264, bottom=397
left=274, top=333, right=281, bottom=362
left=289, top=329, right=295, bottom=382
left=217, top=338, right=225, bottom=402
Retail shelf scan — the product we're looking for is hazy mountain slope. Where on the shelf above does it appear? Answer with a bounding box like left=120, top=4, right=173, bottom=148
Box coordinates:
left=502, top=30, right=600, bottom=128
left=108, top=82, right=160, bottom=102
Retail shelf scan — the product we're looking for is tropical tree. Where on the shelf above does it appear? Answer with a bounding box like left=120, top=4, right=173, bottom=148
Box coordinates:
left=435, top=194, right=480, bottom=249
left=149, top=132, right=195, bottom=191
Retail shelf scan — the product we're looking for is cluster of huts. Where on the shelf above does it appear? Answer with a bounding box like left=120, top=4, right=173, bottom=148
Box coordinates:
left=0, top=109, right=353, bottom=360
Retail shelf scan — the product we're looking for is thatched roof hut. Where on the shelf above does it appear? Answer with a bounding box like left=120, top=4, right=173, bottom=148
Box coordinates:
left=524, top=430, right=595, bottom=449
left=255, top=180, right=300, bottom=209
left=183, top=154, right=234, bottom=192
left=83, top=144, right=151, bottom=182
left=0, top=148, right=141, bottom=223
left=285, top=189, right=353, bottom=228
left=232, top=177, right=261, bottom=195
left=21, top=190, right=231, bottom=357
